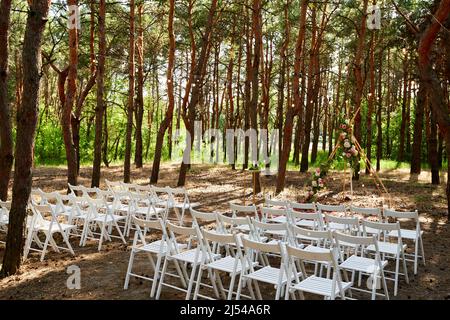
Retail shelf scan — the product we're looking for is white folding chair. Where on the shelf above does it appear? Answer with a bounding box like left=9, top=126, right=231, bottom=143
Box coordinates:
left=333, top=231, right=389, bottom=300
left=24, top=204, right=76, bottom=261
left=324, top=214, right=360, bottom=234
left=284, top=244, right=352, bottom=300
left=79, top=195, right=127, bottom=251
left=124, top=217, right=172, bottom=298
left=168, top=187, right=200, bottom=225
left=156, top=222, right=216, bottom=300
left=362, top=220, right=409, bottom=296
left=229, top=203, right=259, bottom=233
left=194, top=229, right=249, bottom=300
left=237, top=236, right=288, bottom=300
left=265, top=197, right=290, bottom=210
left=383, top=208, right=425, bottom=275
left=251, top=218, right=288, bottom=243
left=317, top=203, right=348, bottom=217
left=350, top=206, right=383, bottom=235
left=126, top=191, right=166, bottom=237
left=105, top=179, right=124, bottom=192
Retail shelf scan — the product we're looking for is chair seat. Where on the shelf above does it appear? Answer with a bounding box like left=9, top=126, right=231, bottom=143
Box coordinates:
left=243, top=266, right=287, bottom=285
left=304, top=245, right=330, bottom=254
left=293, top=275, right=352, bottom=297
left=135, top=206, right=166, bottom=215
left=170, top=249, right=219, bottom=264
left=270, top=216, right=288, bottom=223
left=205, top=256, right=254, bottom=274
left=93, top=214, right=127, bottom=224
left=137, top=240, right=187, bottom=254
left=388, top=229, right=422, bottom=240
left=327, top=222, right=348, bottom=231
left=262, top=229, right=286, bottom=237
left=367, top=242, right=407, bottom=256
left=295, top=220, right=317, bottom=228
left=172, top=202, right=200, bottom=210
left=340, top=255, right=388, bottom=273
left=33, top=221, right=76, bottom=233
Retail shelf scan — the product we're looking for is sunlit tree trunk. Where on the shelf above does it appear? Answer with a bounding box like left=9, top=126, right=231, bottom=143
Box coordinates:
left=1, top=0, right=51, bottom=278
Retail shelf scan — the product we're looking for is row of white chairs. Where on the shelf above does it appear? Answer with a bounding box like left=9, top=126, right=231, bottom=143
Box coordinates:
left=0, top=181, right=199, bottom=261
left=124, top=201, right=426, bottom=299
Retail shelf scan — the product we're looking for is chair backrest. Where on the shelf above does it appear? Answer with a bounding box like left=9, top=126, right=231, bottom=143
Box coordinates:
left=260, top=206, right=288, bottom=223
left=252, top=218, right=287, bottom=232
left=121, top=182, right=137, bottom=192
left=68, top=184, right=85, bottom=196
left=325, top=214, right=359, bottom=231
left=286, top=243, right=335, bottom=264
left=362, top=219, right=403, bottom=244
left=265, top=197, right=289, bottom=209
left=134, top=184, right=151, bottom=194
left=166, top=221, right=198, bottom=237
left=383, top=208, right=418, bottom=221
left=351, top=206, right=382, bottom=220
left=317, top=203, right=347, bottom=214
left=216, top=214, right=252, bottom=235
left=289, top=224, right=332, bottom=244
left=229, top=202, right=257, bottom=217
left=290, top=201, right=317, bottom=212
left=190, top=208, right=218, bottom=225
left=289, top=209, right=324, bottom=229
left=240, top=235, right=283, bottom=254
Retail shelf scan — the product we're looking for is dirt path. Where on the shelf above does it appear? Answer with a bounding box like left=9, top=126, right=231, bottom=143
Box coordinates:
left=0, top=164, right=449, bottom=300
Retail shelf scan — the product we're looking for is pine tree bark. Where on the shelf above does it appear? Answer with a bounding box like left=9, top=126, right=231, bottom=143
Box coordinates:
left=276, top=0, right=308, bottom=193
left=0, top=0, right=13, bottom=201
left=91, top=0, right=106, bottom=187
left=352, top=0, right=369, bottom=180
left=398, top=53, right=408, bottom=162
left=134, top=2, right=144, bottom=168
left=411, top=82, right=426, bottom=174
left=124, top=0, right=135, bottom=183
left=177, top=0, right=218, bottom=186
left=150, top=0, right=175, bottom=184
left=62, top=0, right=79, bottom=189
left=366, top=32, right=375, bottom=173
left=0, top=0, right=51, bottom=278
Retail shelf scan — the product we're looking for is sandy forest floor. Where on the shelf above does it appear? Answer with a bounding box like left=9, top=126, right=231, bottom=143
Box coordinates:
left=0, top=163, right=449, bottom=300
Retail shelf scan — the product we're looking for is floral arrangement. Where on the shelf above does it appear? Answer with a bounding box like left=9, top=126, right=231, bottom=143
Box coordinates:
left=337, top=120, right=359, bottom=170
left=307, top=120, right=360, bottom=201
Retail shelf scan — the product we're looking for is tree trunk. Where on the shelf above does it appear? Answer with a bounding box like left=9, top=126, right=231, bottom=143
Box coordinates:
left=398, top=53, right=408, bottom=162
left=416, top=0, right=450, bottom=219
left=150, top=0, right=175, bottom=184
left=134, top=2, right=144, bottom=168
left=376, top=47, right=383, bottom=172
left=276, top=0, right=308, bottom=193
left=1, top=0, right=51, bottom=278
left=91, top=0, right=106, bottom=187
left=352, top=0, right=369, bottom=180
left=300, top=4, right=317, bottom=173
left=0, top=0, right=13, bottom=201
left=124, top=0, right=135, bottom=183
left=178, top=0, right=218, bottom=187
left=411, top=82, right=426, bottom=174
left=62, top=0, right=79, bottom=189
left=366, top=32, right=375, bottom=173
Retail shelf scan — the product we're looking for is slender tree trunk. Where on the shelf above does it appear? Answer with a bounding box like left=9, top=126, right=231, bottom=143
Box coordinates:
left=134, top=2, right=144, bottom=168
left=62, top=0, right=79, bottom=189
left=366, top=32, right=375, bottom=173
left=0, top=0, right=51, bottom=278
left=398, top=53, right=408, bottom=162
left=276, top=0, right=308, bottom=193
left=352, top=0, right=369, bottom=180
left=0, top=0, right=13, bottom=201
left=411, top=83, right=426, bottom=174
left=376, top=48, right=383, bottom=172
left=300, top=4, right=317, bottom=173
left=124, top=0, right=135, bottom=183
left=428, top=109, right=440, bottom=185
left=178, top=0, right=218, bottom=186
left=91, top=0, right=106, bottom=187
left=150, top=0, right=175, bottom=184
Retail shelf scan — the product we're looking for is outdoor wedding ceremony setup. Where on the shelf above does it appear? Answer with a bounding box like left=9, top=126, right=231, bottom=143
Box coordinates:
left=0, top=0, right=449, bottom=304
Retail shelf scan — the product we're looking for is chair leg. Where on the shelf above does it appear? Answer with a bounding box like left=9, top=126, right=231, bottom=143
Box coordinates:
left=150, top=255, right=163, bottom=298
left=394, top=254, right=400, bottom=296
left=227, top=272, right=237, bottom=300
left=124, top=249, right=136, bottom=290
left=40, top=233, right=51, bottom=262
left=401, top=250, right=409, bottom=284
left=193, top=266, right=205, bottom=300
left=380, top=270, right=389, bottom=300
left=419, top=235, right=426, bottom=266
left=414, top=239, right=419, bottom=275
left=156, top=258, right=169, bottom=299
left=98, top=223, right=106, bottom=251
left=185, top=263, right=198, bottom=300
